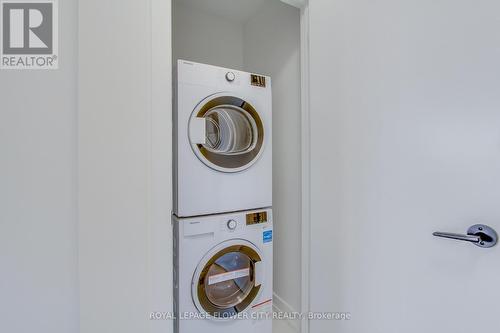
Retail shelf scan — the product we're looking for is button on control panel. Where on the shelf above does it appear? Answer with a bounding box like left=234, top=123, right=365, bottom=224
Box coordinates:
left=227, top=219, right=237, bottom=230
left=225, top=71, right=236, bottom=82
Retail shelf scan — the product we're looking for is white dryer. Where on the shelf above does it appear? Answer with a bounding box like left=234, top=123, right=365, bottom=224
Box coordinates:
left=174, top=60, right=272, bottom=217
left=173, top=208, right=273, bottom=333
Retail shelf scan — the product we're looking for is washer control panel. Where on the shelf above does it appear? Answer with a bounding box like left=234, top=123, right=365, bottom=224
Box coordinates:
left=215, top=210, right=271, bottom=233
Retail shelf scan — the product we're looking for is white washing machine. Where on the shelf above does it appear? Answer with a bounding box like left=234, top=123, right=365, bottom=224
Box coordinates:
left=173, top=208, right=273, bottom=333
left=174, top=60, right=272, bottom=217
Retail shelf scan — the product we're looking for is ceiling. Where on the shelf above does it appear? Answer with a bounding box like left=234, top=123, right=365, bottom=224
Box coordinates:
left=174, top=0, right=269, bottom=23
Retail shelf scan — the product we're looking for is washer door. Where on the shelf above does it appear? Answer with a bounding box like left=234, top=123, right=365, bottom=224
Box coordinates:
left=192, top=240, right=264, bottom=319
left=189, top=94, right=265, bottom=173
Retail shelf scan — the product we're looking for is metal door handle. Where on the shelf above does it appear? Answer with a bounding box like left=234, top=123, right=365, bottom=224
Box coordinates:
left=433, top=224, right=498, bottom=248
left=432, top=232, right=481, bottom=243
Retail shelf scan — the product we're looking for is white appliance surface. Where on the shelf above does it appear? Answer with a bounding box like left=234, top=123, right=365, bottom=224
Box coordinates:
left=173, top=208, right=273, bottom=333
left=174, top=60, right=272, bottom=217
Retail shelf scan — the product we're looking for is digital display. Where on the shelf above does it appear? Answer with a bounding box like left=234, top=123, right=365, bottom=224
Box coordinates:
left=251, top=74, right=266, bottom=87
left=246, top=211, right=268, bottom=225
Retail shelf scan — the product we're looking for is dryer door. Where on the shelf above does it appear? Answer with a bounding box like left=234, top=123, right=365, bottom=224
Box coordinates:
left=192, top=240, right=264, bottom=319
left=189, top=94, right=265, bottom=173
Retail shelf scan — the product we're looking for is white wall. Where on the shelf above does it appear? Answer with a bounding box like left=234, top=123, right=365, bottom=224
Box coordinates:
left=243, top=0, right=302, bottom=318
left=0, top=1, right=79, bottom=332
left=172, top=0, right=244, bottom=70
left=79, top=1, right=172, bottom=333
left=150, top=0, right=174, bottom=332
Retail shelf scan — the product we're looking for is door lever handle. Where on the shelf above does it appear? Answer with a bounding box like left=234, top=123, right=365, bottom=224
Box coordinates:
left=433, top=224, right=498, bottom=248
left=432, top=232, right=480, bottom=243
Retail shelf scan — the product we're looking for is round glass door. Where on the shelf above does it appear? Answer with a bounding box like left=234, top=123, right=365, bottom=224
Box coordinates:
left=204, top=105, right=257, bottom=155
left=189, top=94, right=265, bottom=173
left=193, top=242, right=263, bottom=319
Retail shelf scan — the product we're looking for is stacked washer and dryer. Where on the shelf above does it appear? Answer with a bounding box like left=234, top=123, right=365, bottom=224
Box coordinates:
left=173, top=60, right=273, bottom=333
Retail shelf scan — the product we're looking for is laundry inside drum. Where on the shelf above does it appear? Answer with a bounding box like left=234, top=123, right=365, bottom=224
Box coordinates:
left=204, top=105, right=257, bottom=155
left=204, top=252, right=254, bottom=309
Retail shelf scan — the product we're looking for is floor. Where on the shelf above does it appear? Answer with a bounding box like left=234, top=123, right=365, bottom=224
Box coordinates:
left=273, top=319, right=296, bottom=333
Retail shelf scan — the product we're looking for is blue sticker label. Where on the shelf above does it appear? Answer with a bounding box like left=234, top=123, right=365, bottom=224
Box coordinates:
left=263, top=230, right=273, bottom=243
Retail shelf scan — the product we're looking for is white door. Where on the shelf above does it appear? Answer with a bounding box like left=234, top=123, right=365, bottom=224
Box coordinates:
left=308, top=0, right=500, bottom=332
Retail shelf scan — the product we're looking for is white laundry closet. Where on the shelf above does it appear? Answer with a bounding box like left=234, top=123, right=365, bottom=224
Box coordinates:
left=172, top=0, right=303, bottom=327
